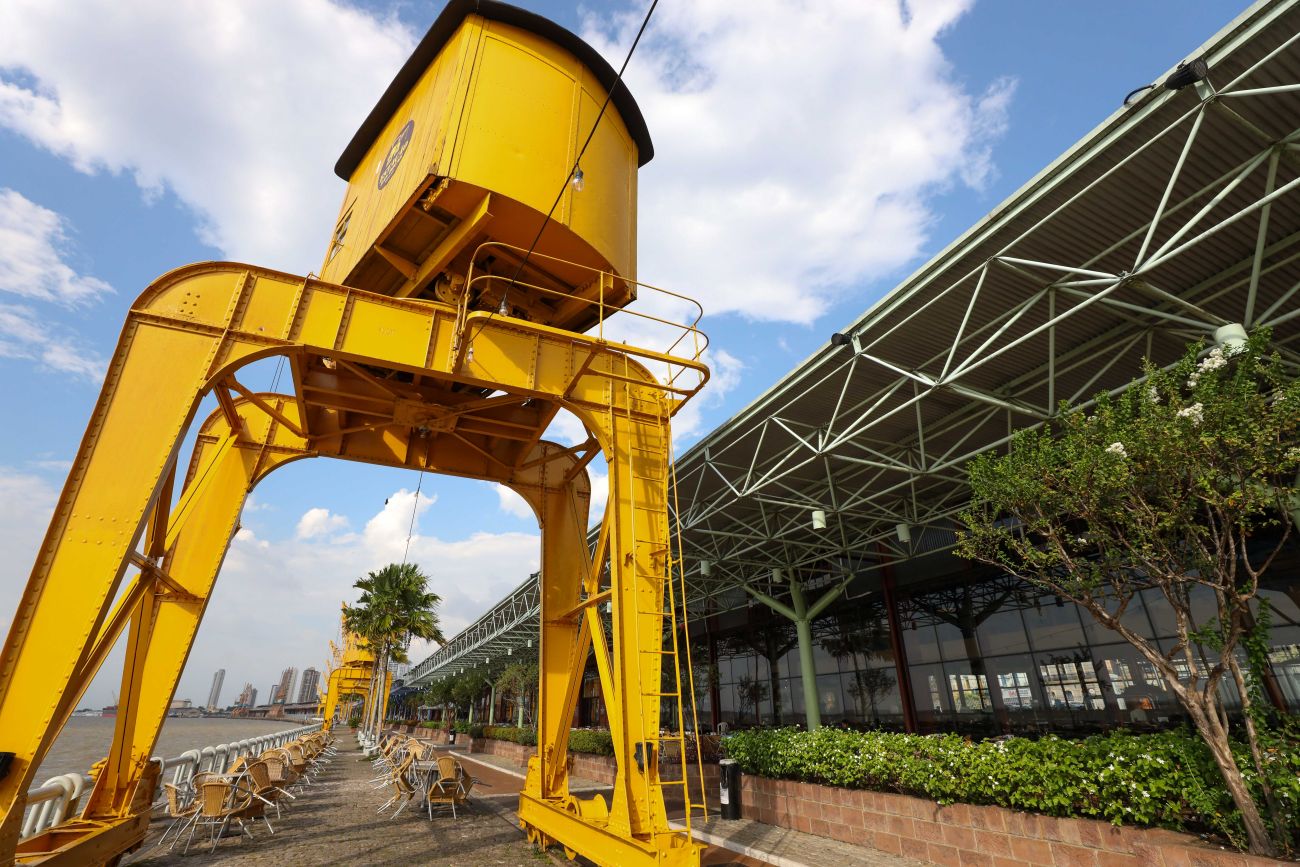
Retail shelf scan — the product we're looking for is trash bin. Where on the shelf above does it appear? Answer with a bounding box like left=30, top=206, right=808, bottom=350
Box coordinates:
left=448, top=730, right=456, bottom=745
left=719, top=759, right=741, bottom=819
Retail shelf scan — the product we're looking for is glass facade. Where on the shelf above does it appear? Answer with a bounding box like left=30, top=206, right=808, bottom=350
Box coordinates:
left=693, top=549, right=1300, bottom=736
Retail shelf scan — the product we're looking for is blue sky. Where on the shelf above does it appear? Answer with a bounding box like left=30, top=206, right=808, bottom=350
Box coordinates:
left=0, top=0, right=1242, bottom=710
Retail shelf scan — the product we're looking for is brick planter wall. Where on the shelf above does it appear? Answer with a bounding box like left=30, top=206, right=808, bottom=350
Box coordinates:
left=739, top=775, right=1286, bottom=866
left=471, top=737, right=534, bottom=767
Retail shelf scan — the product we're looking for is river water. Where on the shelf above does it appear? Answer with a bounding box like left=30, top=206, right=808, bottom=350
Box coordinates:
left=33, top=717, right=306, bottom=785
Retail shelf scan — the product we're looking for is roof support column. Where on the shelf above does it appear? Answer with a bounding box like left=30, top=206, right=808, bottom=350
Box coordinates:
left=743, top=569, right=849, bottom=731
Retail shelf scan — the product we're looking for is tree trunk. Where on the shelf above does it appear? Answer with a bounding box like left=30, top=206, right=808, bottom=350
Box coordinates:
left=1183, top=692, right=1277, bottom=857
left=1225, top=651, right=1286, bottom=851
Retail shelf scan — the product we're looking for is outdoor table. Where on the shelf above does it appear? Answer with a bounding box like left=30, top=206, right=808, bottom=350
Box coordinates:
left=412, top=760, right=442, bottom=820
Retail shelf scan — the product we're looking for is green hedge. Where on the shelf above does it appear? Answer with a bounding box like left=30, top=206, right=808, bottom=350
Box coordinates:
left=479, top=726, right=613, bottom=755
left=568, top=729, right=614, bottom=757
left=483, top=725, right=538, bottom=746
left=723, top=727, right=1299, bottom=850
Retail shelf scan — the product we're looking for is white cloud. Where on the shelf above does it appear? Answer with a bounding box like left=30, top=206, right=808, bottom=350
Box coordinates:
left=294, top=506, right=349, bottom=539
left=0, top=189, right=110, bottom=378
left=0, top=467, right=59, bottom=630
left=0, top=302, right=106, bottom=379
left=495, top=485, right=535, bottom=521
left=0, top=188, right=112, bottom=305
left=584, top=0, right=1014, bottom=324
left=0, top=1, right=415, bottom=272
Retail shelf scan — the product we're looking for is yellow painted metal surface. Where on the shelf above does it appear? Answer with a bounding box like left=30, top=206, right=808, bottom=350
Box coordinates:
left=319, top=614, right=387, bottom=732
left=0, top=4, right=706, bottom=865
left=320, top=9, right=641, bottom=333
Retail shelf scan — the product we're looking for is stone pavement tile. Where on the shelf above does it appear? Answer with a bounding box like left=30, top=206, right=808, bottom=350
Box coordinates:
left=681, top=817, right=930, bottom=867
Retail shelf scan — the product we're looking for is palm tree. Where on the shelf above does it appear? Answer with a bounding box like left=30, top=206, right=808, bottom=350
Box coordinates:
left=344, top=562, right=445, bottom=738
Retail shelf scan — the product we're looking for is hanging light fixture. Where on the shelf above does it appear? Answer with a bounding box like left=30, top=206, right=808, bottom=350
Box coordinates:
left=571, top=167, right=585, bottom=192
left=811, top=509, right=827, bottom=531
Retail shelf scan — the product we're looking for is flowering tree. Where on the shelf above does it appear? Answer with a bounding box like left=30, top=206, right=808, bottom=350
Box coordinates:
left=958, top=331, right=1299, bottom=856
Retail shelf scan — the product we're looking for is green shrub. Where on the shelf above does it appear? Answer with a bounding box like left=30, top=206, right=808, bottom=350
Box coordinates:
left=568, top=729, right=614, bottom=757
left=453, top=721, right=471, bottom=733
left=481, top=725, right=610, bottom=752
left=722, top=727, right=1300, bottom=851
left=417, top=720, right=438, bottom=729
left=482, top=725, right=536, bottom=746
left=469, top=724, right=485, bottom=739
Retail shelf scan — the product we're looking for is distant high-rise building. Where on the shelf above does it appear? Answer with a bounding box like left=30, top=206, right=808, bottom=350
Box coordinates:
left=274, top=667, right=297, bottom=704
left=297, top=668, right=321, bottom=704
left=248, top=687, right=258, bottom=707
left=269, top=682, right=279, bottom=706
left=207, top=669, right=225, bottom=710
left=236, top=682, right=256, bottom=707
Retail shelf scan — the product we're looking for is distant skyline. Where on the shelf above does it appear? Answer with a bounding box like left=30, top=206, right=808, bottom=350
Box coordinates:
left=0, top=0, right=1247, bottom=707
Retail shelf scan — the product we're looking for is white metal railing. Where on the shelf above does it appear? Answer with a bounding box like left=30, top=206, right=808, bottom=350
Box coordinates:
left=19, top=721, right=321, bottom=842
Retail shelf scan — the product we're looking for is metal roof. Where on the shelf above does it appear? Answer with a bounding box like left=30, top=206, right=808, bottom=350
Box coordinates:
left=409, top=0, right=1300, bottom=678
left=673, top=0, right=1300, bottom=604
left=405, top=573, right=538, bottom=686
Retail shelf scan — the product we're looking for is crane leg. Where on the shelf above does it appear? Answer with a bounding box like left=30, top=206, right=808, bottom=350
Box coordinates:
left=0, top=321, right=222, bottom=860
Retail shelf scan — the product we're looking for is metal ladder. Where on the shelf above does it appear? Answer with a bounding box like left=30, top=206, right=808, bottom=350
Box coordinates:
left=609, top=356, right=706, bottom=837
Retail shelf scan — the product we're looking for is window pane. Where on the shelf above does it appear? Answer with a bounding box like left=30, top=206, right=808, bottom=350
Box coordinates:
left=1036, top=649, right=1108, bottom=732
left=977, top=607, right=1030, bottom=655
left=909, top=663, right=948, bottom=732
left=814, top=674, right=845, bottom=722
left=843, top=669, right=903, bottom=728
left=902, top=622, right=942, bottom=664
left=1022, top=595, right=1086, bottom=650
left=1090, top=642, right=1180, bottom=728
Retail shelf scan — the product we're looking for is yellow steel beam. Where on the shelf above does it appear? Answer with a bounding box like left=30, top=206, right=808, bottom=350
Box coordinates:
left=393, top=192, right=493, bottom=299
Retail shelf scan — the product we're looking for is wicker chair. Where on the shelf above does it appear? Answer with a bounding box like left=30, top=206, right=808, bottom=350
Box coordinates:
left=182, top=778, right=254, bottom=854
left=157, top=783, right=200, bottom=850
left=377, top=751, right=418, bottom=818
left=426, top=756, right=475, bottom=819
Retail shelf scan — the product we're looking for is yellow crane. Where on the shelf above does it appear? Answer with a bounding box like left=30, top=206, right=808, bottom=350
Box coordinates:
left=319, top=611, right=391, bottom=733
left=0, top=2, right=708, bottom=864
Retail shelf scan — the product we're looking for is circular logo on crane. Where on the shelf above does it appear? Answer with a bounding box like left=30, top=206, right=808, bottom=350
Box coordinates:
left=377, top=120, right=414, bottom=190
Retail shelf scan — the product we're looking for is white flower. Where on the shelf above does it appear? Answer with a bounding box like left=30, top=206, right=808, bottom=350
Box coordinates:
left=1075, top=536, right=1088, bottom=545
left=1105, top=442, right=1128, bottom=457
left=1176, top=403, right=1204, bottom=425
left=1146, top=385, right=1160, bottom=404
left=1198, top=347, right=1227, bottom=373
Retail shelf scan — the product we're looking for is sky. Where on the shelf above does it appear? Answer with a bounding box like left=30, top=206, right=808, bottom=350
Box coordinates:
left=0, top=0, right=1245, bottom=711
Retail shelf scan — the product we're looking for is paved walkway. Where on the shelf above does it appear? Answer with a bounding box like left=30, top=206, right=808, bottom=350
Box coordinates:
left=678, top=818, right=928, bottom=867
left=124, top=741, right=559, bottom=866
left=122, top=740, right=920, bottom=867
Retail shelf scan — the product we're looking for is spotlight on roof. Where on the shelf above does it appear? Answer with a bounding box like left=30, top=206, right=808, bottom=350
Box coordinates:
left=811, top=509, right=827, bottom=531
left=1123, top=57, right=1209, bottom=106
left=1164, top=57, right=1209, bottom=91
left=699, top=560, right=713, bottom=578
left=830, top=332, right=853, bottom=348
